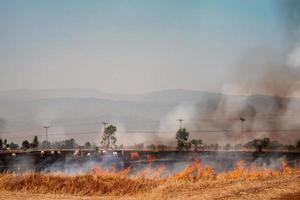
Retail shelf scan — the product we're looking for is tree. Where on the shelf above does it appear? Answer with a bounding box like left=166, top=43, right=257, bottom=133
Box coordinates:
left=22, top=140, right=30, bottom=150
left=91, top=143, right=98, bottom=149
left=147, top=144, right=156, bottom=150
left=176, top=128, right=190, bottom=151
left=3, top=139, right=7, bottom=149
left=9, top=142, right=19, bottom=150
left=0, top=139, right=2, bottom=149
left=101, top=124, right=117, bottom=149
left=157, top=144, right=168, bottom=151
left=234, top=144, right=242, bottom=150
left=296, top=140, right=300, bottom=151
left=252, top=137, right=270, bottom=152
left=268, top=140, right=283, bottom=149
left=191, top=139, right=203, bottom=151
left=286, top=145, right=295, bottom=151
left=48, top=138, right=78, bottom=149
left=30, top=136, right=39, bottom=149
left=134, top=143, right=144, bottom=150
left=41, top=141, right=51, bottom=149
left=64, top=138, right=76, bottom=149
left=84, top=141, right=91, bottom=149
left=215, top=144, right=219, bottom=150
left=224, top=144, right=231, bottom=150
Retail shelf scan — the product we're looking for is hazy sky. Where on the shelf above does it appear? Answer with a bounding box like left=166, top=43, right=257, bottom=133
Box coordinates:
left=0, top=0, right=295, bottom=94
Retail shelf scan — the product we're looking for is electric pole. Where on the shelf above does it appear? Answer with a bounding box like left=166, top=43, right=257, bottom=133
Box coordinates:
left=177, top=119, right=184, bottom=129
left=239, top=117, right=245, bottom=133
left=43, top=126, right=50, bottom=148
left=102, top=122, right=108, bottom=130
left=239, top=117, right=245, bottom=145
left=101, top=122, right=108, bottom=148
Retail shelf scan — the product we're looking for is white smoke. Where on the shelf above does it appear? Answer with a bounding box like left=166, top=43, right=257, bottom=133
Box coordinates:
left=159, top=102, right=197, bottom=132
left=287, top=44, right=300, bottom=68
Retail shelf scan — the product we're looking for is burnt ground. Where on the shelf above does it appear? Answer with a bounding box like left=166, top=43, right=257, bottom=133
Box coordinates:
left=0, top=150, right=300, bottom=174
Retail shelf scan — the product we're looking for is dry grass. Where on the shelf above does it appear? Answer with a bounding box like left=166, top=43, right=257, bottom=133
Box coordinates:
left=0, top=160, right=299, bottom=200
left=0, top=170, right=157, bottom=196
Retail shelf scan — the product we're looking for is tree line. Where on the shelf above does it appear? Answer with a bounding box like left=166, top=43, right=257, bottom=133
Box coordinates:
left=0, top=136, right=95, bottom=151
left=1, top=125, right=300, bottom=152
left=175, top=127, right=300, bottom=152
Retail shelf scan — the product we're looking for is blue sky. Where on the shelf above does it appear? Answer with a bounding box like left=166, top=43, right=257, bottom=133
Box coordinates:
left=0, top=0, right=295, bottom=94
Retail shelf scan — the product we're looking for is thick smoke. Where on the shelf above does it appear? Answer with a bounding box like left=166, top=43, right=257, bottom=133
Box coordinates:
left=226, top=0, right=300, bottom=141
left=5, top=151, right=297, bottom=176
left=163, top=1, right=300, bottom=144
left=156, top=49, right=300, bottom=144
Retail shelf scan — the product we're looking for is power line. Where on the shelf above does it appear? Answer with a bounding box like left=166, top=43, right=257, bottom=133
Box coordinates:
left=2, top=129, right=300, bottom=140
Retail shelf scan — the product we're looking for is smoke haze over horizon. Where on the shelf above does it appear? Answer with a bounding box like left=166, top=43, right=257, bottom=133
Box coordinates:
left=1, top=1, right=300, bottom=145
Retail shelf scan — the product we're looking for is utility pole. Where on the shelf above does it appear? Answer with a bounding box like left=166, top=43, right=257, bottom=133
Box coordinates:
left=43, top=126, right=50, bottom=148
left=239, top=117, right=246, bottom=133
left=101, top=122, right=108, bottom=148
left=102, top=122, right=108, bottom=130
left=177, top=119, right=184, bottom=129
left=239, top=117, right=246, bottom=145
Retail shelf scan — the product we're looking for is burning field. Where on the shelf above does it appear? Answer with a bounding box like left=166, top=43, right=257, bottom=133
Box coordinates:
left=0, top=159, right=299, bottom=200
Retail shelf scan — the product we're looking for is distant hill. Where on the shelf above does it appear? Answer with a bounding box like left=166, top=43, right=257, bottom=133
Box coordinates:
left=0, top=89, right=299, bottom=145
left=0, top=88, right=131, bottom=100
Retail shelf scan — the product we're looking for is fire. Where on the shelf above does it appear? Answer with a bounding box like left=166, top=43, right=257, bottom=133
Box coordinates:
left=129, top=152, right=139, bottom=160
left=146, top=154, right=156, bottom=163
left=137, top=165, right=166, bottom=179
left=90, top=164, right=131, bottom=178
left=218, top=160, right=298, bottom=180
left=0, top=160, right=298, bottom=196
left=172, top=159, right=215, bottom=181
left=89, top=159, right=298, bottom=181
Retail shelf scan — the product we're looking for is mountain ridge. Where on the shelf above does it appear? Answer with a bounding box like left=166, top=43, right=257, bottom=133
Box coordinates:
left=0, top=88, right=299, bottom=145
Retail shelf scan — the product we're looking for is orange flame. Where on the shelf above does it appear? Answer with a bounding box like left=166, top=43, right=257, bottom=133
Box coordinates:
left=89, top=160, right=298, bottom=182
left=129, top=152, right=139, bottom=160
left=146, top=154, right=156, bottom=163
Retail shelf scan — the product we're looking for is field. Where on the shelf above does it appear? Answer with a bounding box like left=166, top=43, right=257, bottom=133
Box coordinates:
left=0, top=159, right=299, bottom=200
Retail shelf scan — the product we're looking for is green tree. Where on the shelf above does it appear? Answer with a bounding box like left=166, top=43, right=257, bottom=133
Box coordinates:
left=134, top=143, right=144, bottom=150
left=84, top=141, right=91, bottom=149
left=3, top=139, right=7, bottom=149
left=191, top=139, right=203, bottom=151
left=176, top=128, right=190, bottom=151
left=252, top=137, right=270, bottom=152
left=9, top=142, right=19, bottom=150
left=269, top=140, right=283, bottom=149
left=147, top=144, right=156, bottom=150
left=22, top=140, right=30, bottom=150
left=0, top=139, right=3, bottom=149
left=296, top=140, right=300, bottom=150
left=64, top=138, right=76, bottom=149
left=30, top=136, right=39, bottom=149
left=286, top=145, right=295, bottom=151
left=41, top=141, right=51, bottom=149
left=101, top=124, right=117, bottom=149
left=157, top=144, right=168, bottom=151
